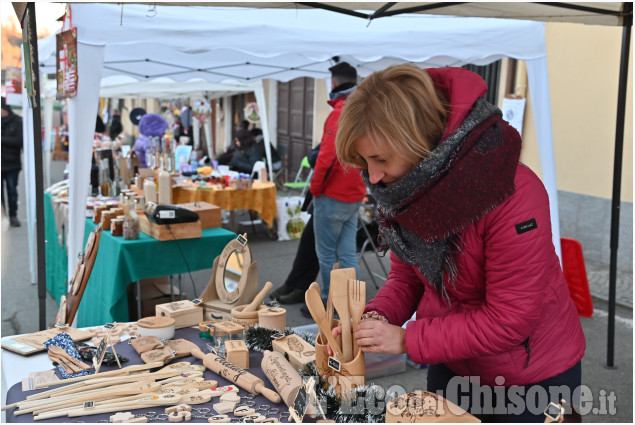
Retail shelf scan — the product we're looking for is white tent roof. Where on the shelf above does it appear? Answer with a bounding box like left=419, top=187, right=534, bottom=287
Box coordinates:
left=38, top=4, right=547, bottom=82
left=33, top=4, right=560, bottom=286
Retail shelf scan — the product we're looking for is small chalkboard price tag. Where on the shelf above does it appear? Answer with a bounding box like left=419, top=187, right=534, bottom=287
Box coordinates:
left=328, top=356, right=341, bottom=372
left=83, top=401, right=95, bottom=408
left=271, top=332, right=285, bottom=340
left=192, top=298, right=203, bottom=306
left=103, top=322, right=116, bottom=329
left=290, top=384, right=308, bottom=423
left=55, top=323, right=69, bottom=329
left=237, top=234, right=248, bottom=246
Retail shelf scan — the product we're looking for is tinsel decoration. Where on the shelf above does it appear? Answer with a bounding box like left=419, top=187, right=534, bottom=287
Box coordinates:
left=299, top=362, right=386, bottom=423
left=243, top=324, right=294, bottom=352
left=244, top=324, right=316, bottom=352
left=264, top=300, right=280, bottom=308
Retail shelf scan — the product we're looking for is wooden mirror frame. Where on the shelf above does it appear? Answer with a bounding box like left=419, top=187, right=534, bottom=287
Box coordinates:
left=214, top=235, right=252, bottom=304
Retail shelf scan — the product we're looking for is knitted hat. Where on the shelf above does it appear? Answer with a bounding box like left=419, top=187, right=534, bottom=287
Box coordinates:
left=328, top=62, right=357, bottom=82
left=139, top=113, right=168, bottom=137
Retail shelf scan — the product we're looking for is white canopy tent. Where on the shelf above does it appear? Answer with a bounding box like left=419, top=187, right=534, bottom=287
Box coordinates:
left=32, top=4, right=558, bottom=286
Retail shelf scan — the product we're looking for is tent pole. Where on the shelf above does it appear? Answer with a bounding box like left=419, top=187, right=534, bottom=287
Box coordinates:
left=607, top=2, right=632, bottom=368
left=23, top=3, right=47, bottom=330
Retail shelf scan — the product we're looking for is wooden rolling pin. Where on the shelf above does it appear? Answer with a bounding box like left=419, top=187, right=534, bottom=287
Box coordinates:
left=242, top=281, right=274, bottom=313
left=261, top=350, right=316, bottom=417
left=191, top=348, right=281, bottom=403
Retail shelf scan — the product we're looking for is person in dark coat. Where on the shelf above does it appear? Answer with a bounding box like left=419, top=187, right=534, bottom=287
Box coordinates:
left=109, top=109, right=123, bottom=140
left=1, top=97, right=23, bottom=227
left=228, top=129, right=260, bottom=174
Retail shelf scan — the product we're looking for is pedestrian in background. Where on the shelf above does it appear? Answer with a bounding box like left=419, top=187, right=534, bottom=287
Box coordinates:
left=309, top=62, right=366, bottom=307
left=1, top=97, right=23, bottom=227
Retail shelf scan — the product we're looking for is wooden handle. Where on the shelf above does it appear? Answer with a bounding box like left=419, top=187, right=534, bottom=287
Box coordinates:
left=243, top=281, right=274, bottom=312
left=254, top=382, right=282, bottom=403
left=305, top=289, right=343, bottom=359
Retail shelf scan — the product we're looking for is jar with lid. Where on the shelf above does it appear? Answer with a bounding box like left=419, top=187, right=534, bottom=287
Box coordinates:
left=123, top=197, right=140, bottom=240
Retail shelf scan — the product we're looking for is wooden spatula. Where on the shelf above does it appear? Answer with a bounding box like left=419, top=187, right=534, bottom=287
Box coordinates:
left=348, top=279, right=366, bottom=357
left=307, top=282, right=325, bottom=341
left=305, top=287, right=343, bottom=360
left=331, top=281, right=353, bottom=363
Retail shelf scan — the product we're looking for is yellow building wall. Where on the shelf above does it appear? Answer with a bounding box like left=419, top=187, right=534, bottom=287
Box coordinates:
left=520, top=23, right=633, bottom=203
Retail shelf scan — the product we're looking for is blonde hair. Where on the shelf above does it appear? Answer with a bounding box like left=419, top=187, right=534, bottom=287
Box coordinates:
left=336, top=64, right=448, bottom=169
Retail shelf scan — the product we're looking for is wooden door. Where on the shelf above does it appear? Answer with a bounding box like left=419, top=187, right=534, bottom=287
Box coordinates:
left=277, top=77, right=314, bottom=180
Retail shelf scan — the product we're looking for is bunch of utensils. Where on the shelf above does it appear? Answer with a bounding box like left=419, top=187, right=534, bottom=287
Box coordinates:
left=3, top=361, right=227, bottom=420
left=304, top=268, right=366, bottom=363
left=47, top=345, right=92, bottom=375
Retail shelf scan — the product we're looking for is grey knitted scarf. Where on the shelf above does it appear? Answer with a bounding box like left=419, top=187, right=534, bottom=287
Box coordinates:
left=362, top=99, right=522, bottom=303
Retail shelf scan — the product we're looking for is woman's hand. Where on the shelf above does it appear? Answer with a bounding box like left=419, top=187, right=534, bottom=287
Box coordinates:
left=354, top=320, right=406, bottom=355
left=327, top=326, right=343, bottom=357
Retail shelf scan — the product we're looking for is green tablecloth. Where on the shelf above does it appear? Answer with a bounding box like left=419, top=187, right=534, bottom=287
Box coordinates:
left=77, top=219, right=236, bottom=327
left=45, top=192, right=69, bottom=302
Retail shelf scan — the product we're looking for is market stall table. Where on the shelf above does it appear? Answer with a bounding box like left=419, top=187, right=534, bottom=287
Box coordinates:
left=3, top=327, right=295, bottom=423
left=172, top=181, right=277, bottom=229
left=63, top=219, right=235, bottom=327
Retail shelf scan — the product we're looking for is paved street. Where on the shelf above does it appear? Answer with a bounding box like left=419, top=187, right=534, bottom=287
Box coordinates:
left=1, top=160, right=632, bottom=422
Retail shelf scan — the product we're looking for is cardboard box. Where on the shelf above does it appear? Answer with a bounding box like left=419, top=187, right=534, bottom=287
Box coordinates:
left=156, top=300, right=204, bottom=329
left=179, top=202, right=222, bottom=229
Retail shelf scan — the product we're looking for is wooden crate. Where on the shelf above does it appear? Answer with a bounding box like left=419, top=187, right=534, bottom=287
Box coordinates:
left=138, top=214, right=202, bottom=241
left=155, top=300, right=203, bottom=329
left=179, top=202, right=221, bottom=229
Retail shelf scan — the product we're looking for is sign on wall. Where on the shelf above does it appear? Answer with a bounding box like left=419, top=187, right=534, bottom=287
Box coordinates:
left=56, top=28, right=78, bottom=99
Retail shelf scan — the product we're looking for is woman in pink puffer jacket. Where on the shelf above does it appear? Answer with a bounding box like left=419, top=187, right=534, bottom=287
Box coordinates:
left=335, top=65, right=585, bottom=422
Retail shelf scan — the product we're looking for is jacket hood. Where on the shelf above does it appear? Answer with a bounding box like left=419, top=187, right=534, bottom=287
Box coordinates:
left=425, top=67, right=488, bottom=142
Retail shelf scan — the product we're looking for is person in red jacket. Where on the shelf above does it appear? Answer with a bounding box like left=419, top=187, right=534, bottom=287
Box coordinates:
left=335, top=64, right=585, bottom=422
left=309, top=62, right=367, bottom=305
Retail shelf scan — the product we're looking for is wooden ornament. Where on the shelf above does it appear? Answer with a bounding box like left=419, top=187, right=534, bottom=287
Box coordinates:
left=166, top=404, right=193, bottom=414
left=385, top=391, right=481, bottom=423
left=225, top=339, right=249, bottom=369
left=110, top=412, right=148, bottom=423
left=208, top=414, right=230, bottom=423
left=168, top=410, right=192, bottom=422
left=191, top=348, right=281, bottom=403
left=213, top=401, right=236, bottom=414
left=233, top=406, right=256, bottom=416
left=219, top=392, right=241, bottom=403
left=209, top=385, right=239, bottom=397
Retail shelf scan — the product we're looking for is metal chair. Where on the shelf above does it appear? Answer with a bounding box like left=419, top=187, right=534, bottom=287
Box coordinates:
left=283, top=156, right=313, bottom=198
left=357, top=204, right=388, bottom=290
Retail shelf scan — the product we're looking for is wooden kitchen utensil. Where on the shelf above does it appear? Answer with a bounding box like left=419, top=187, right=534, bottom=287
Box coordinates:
left=242, top=281, right=274, bottom=313
left=304, top=288, right=343, bottom=360
left=330, top=281, right=353, bottom=363
left=348, top=279, right=366, bottom=357
left=191, top=348, right=281, bottom=403
left=329, top=268, right=356, bottom=361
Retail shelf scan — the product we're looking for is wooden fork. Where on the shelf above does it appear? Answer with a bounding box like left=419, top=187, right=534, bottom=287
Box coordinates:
left=348, top=279, right=366, bottom=357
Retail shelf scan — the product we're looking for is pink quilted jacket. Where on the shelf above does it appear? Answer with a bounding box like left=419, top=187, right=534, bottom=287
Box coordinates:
left=365, top=164, right=586, bottom=386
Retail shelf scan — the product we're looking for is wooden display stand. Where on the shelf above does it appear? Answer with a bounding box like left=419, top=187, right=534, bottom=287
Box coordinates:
left=199, top=234, right=259, bottom=320
left=179, top=202, right=221, bottom=229
left=138, top=214, right=202, bottom=241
